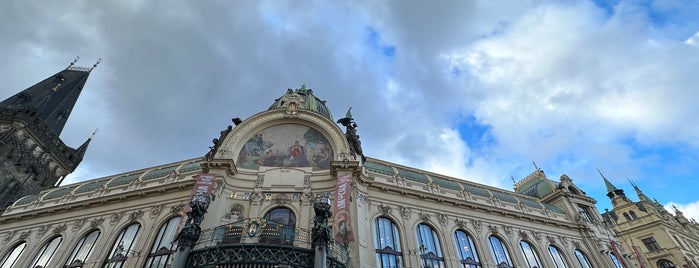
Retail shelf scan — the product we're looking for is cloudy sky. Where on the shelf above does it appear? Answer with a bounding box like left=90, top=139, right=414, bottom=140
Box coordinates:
left=2, top=0, right=699, bottom=218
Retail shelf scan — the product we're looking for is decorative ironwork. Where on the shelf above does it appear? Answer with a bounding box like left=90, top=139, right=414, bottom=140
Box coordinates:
left=176, top=192, right=211, bottom=250
left=188, top=218, right=348, bottom=268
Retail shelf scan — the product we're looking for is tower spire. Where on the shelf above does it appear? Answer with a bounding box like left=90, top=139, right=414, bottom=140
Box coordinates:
left=0, top=58, right=95, bottom=135
left=598, top=168, right=618, bottom=192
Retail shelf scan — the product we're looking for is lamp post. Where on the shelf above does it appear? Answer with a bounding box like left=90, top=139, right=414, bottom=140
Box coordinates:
left=171, top=192, right=211, bottom=268
left=312, top=193, right=332, bottom=268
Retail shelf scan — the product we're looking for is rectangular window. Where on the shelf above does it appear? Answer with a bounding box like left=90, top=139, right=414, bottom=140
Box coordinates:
left=577, top=205, right=594, bottom=223
left=642, top=237, right=661, bottom=251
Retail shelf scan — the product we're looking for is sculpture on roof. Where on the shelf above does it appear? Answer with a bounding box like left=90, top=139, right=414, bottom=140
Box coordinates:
left=337, top=107, right=365, bottom=162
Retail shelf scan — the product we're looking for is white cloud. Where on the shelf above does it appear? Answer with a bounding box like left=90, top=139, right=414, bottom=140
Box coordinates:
left=666, top=201, right=699, bottom=223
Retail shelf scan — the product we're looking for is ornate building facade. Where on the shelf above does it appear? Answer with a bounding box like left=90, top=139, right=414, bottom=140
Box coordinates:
left=0, top=76, right=633, bottom=267
left=602, top=177, right=699, bottom=268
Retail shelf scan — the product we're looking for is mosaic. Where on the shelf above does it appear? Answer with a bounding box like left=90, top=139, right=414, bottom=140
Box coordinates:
left=237, top=124, right=333, bottom=170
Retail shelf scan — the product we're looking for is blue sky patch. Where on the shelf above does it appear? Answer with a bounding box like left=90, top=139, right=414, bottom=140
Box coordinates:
left=365, top=27, right=397, bottom=59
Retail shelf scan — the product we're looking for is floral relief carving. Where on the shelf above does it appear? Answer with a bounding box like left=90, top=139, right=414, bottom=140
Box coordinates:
left=418, top=212, right=430, bottom=222
left=90, top=218, right=104, bottom=228
left=503, top=225, right=513, bottom=236
left=129, top=210, right=144, bottom=221
left=472, top=219, right=483, bottom=232
left=72, top=218, right=87, bottom=231
left=150, top=204, right=164, bottom=218
left=53, top=224, right=67, bottom=234
left=171, top=203, right=185, bottom=214
left=519, top=230, right=529, bottom=240
left=2, top=231, right=16, bottom=242
left=532, top=231, right=542, bottom=241
left=110, top=212, right=124, bottom=224
left=455, top=219, right=468, bottom=228
left=20, top=231, right=31, bottom=240
left=378, top=204, right=392, bottom=216
left=36, top=225, right=50, bottom=237
left=437, top=214, right=448, bottom=226
left=399, top=206, right=410, bottom=220
left=488, top=225, right=498, bottom=234
left=273, top=194, right=291, bottom=205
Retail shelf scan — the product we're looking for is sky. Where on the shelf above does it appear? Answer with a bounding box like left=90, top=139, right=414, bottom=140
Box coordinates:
left=1, top=0, right=699, bottom=219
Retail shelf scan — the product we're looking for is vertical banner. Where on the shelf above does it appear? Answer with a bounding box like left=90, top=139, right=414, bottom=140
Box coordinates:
left=332, top=173, right=354, bottom=243
left=186, top=173, right=216, bottom=211
left=632, top=246, right=647, bottom=268
left=611, top=241, right=628, bottom=268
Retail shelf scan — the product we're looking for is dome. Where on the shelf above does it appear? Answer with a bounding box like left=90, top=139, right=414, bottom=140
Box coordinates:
left=268, top=85, right=333, bottom=120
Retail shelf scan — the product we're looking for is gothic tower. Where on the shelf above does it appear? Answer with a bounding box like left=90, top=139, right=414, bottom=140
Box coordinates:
left=0, top=59, right=95, bottom=210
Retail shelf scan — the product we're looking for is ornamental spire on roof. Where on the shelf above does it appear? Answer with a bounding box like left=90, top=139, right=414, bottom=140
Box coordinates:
left=598, top=168, right=618, bottom=193
left=0, top=57, right=98, bottom=135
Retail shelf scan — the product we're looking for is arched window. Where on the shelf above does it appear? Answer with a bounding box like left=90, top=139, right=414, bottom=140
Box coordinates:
left=488, top=236, right=513, bottom=268
left=658, top=259, right=675, bottom=268
left=65, top=230, right=101, bottom=267
left=574, top=249, right=592, bottom=268
left=629, top=210, right=637, bottom=219
left=416, top=223, right=444, bottom=268
left=374, top=217, right=402, bottom=268
left=610, top=253, right=623, bottom=268
left=262, top=207, right=296, bottom=245
left=0, top=242, right=26, bottom=268
left=454, top=230, right=481, bottom=267
left=104, top=223, right=141, bottom=268
left=144, top=216, right=181, bottom=268
left=30, top=236, right=63, bottom=268
left=623, top=212, right=631, bottom=221
left=519, top=241, right=542, bottom=268
left=548, top=245, right=569, bottom=268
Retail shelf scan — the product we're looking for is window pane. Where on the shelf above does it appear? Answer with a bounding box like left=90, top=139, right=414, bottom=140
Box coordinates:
left=574, top=250, right=593, bottom=268
left=610, top=253, right=623, bottom=268
left=454, top=230, right=481, bottom=267
left=489, top=236, right=513, bottom=268
left=548, top=245, right=569, bottom=268
left=144, top=217, right=181, bottom=268
left=104, top=223, right=141, bottom=268
left=416, top=224, right=444, bottom=268
left=0, top=242, right=26, bottom=268
left=66, top=230, right=101, bottom=267
left=374, top=217, right=402, bottom=268
left=30, top=236, right=63, bottom=268
left=519, top=241, right=542, bottom=268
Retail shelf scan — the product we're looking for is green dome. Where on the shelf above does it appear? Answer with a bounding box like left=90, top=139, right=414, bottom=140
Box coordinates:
left=268, top=85, right=333, bottom=120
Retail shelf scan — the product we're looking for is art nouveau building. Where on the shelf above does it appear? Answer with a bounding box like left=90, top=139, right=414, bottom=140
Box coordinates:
left=0, top=72, right=631, bottom=267
left=602, top=178, right=699, bottom=268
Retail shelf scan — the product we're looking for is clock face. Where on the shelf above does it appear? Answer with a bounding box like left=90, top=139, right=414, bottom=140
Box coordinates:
left=236, top=124, right=334, bottom=170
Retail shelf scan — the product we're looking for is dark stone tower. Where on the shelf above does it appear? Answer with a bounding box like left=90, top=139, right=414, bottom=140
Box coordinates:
left=0, top=59, right=96, bottom=210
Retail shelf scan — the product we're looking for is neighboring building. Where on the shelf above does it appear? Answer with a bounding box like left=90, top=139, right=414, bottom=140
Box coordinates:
left=0, top=75, right=630, bottom=267
left=602, top=176, right=699, bottom=268
left=0, top=60, right=94, bottom=211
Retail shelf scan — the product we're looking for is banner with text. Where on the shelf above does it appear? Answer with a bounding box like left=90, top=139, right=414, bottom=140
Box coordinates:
left=332, top=173, right=354, bottom=243
left=188, top=173, right=216, bottom=207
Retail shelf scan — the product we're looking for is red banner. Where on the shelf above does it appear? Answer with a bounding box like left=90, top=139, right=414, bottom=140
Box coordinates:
left=611, top=241, right=628, bottom=268
left=633, top=246, right=647, bottom=268
left=187, top=173, right=215, bottom=211
left=332, top=173, right=354, bottom=243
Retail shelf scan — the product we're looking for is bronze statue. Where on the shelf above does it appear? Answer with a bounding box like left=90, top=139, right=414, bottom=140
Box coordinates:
left=337, top=107, right=366, bottom=162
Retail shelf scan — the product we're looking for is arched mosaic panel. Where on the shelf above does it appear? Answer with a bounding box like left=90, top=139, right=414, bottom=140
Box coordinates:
left=237, top=124, right=333, bottom=170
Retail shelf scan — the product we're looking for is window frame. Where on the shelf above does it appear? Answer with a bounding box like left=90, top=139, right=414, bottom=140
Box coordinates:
left=103, top=223, right=141, bottom=268
left=30, top=235, right=63, bottom=268
left=547, top=245, right=569, bottom=268
left=519, top=240, right=542, bottom=268
left=454, top=229, right=481, bottom=268
left=415, top=223, right=445, bottom=268
left=641, top=237, right=661, bottom=251
left=65, top=229, right=101, bottom=268
left=0, top=241, right=27, bottom=268
left=143, top=216, right=181, bottom=268
left=488, top=235, right=514, bottom=268
left=374, top=217, right=403, bottom=268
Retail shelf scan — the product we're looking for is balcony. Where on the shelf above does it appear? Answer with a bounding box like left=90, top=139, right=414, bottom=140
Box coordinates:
left=187, top=218, right=348, bottom=268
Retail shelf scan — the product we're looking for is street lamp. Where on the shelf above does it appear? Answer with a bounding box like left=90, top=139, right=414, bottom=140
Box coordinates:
left=313, top=193, right=332, bottom=268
